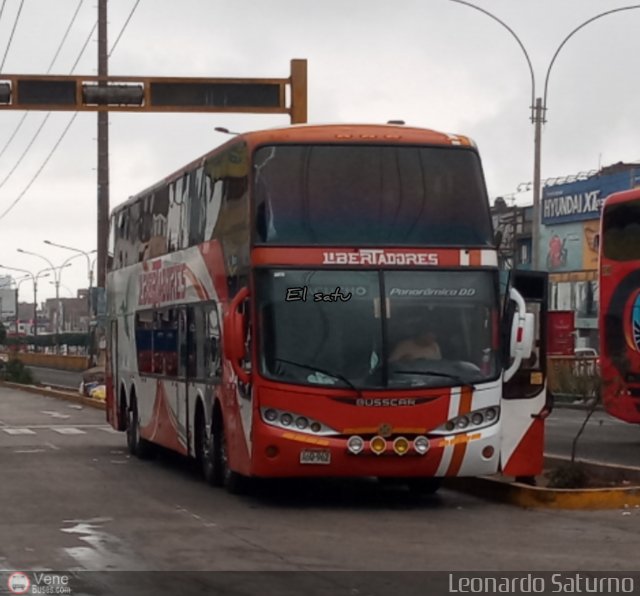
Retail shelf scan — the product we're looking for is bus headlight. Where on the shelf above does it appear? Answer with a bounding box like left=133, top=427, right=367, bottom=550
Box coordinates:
left=431, top=406, right=501, bottom=435
left=264, top=409, right=278, bottom=422
left=260, top=407, right=338, bottom=436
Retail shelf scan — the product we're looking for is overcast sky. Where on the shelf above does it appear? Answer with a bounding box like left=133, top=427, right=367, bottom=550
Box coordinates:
left=0, top=0, right=639, bottom=301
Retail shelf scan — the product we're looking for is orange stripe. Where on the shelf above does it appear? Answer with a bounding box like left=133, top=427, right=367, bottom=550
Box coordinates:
left=446, top=442, right=468, bottom=476
left=469, top=250, right=482, bottom=266
left=459, top=385, right=473, bottom=416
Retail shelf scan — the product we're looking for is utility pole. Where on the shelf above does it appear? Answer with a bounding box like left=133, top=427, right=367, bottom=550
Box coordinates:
left=97, top=0, right=109, bottom=289
left=531, top=97, right=543, bottom=270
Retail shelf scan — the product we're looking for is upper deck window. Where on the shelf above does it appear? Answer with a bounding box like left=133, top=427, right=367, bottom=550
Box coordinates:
left=602, top=199, right=640, bottom=261
left=254, top=144, right=493, bottom=247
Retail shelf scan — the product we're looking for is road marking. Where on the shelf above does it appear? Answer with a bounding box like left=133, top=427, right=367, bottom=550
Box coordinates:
left=14, top=448, right=46, bottom=453
left=100, top=427, right=121, bottom=434
left=46, top=442, right=61, bottom=451
left=51, top=427, right=86, bottom=435
left=42, top=410, right=71, bottom=419
left=3, top=428, right=36, bottom=435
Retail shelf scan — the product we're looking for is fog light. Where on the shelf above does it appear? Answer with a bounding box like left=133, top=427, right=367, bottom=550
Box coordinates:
left=280, top=413, right=293, bottom=426
left=393, top=437, right=409, bottom=456
left=485, top=408, right=497, bottom=421
left=264, top=409, right=278, bottom=422
left=482, top=446, right=494, bottom=459
left=413, top=436, right=429, bottom=455
left=370, top=435, right=387, bottom=455
left=265, top=445, right=279, bottom=458
left=471, top=412, right=484, bottom=426
left=347, top=435, right=364, bottom=455
left=295, top=416, right=309, bottom=430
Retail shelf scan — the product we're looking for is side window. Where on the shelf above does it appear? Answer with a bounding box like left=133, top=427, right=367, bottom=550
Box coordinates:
left=153, top=310, right=178, bottom=376
left=135, top=311, right=154, bottom=374
left=207, top=304, right=221, bottom=377
left=167, top=181, right=182, bottom=253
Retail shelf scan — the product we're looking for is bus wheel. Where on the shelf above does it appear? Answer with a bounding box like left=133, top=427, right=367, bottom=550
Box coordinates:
left=214, top=421, right=249, bottom=495
left=406, top=478, right=441, bottom=496
left=197, top=413, right=222, bottom=487
left=126, top=395, right=154, bottom=459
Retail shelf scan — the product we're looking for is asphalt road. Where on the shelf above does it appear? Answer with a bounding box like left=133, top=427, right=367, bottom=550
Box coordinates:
left=545, top=407, right=640, bottom=467
left=1, top=384, right=640, bottom=594
left=28, top=366, right=83, bottom=390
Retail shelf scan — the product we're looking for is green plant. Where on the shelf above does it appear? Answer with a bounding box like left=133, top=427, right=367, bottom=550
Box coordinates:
left=0, top=357, right=35, bottom=384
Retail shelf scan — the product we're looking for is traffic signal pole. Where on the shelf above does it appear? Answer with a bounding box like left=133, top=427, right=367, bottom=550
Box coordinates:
left=97, top=0, right=109, bottom=290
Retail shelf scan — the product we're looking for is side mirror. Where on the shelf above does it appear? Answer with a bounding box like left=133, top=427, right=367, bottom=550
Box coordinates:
left=223, top=286, right=251, bottom=384
left=504, top=287, right=532, bottom=382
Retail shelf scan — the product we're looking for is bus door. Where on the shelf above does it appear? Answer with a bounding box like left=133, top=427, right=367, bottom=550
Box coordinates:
left=499, top=270, right=550, bottom=478
left=174, top=307, right=190, bottom=454
left=107, top=319, right=119, bottom=428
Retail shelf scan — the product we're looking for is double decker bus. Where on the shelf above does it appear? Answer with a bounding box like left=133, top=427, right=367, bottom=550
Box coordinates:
left=599, top=187, right=640, bottom=422
left=105, top=123, right=549, bottom=493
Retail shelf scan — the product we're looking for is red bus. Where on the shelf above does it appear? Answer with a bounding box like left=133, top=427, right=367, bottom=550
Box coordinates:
left=106, top=123, right=550, bottom=493
left=599, top=187, right=640, bottom=422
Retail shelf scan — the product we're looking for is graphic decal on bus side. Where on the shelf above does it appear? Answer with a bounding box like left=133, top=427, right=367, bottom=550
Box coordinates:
left=631, top=291, right=640, bottom=351
left=140, top=381, right=188, bottom=455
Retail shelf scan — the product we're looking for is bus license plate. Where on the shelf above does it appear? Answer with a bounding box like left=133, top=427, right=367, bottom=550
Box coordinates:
left=299, top=449, right=331, bottom=465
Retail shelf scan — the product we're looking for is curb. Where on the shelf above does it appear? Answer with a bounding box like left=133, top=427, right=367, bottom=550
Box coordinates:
left=444, top=477, right=640, bottom=510
left=0, top=380, right=105, bottom=410
left=444, top=456, right=640, bottom=510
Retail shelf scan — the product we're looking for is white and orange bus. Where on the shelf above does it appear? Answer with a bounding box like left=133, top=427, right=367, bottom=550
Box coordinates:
left=106, top=123, right=550, bottom=494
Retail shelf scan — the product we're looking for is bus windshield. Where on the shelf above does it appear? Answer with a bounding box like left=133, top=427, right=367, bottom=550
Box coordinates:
left=602, top=198, right=640, bottom=261
left=256, top=269, right=499, bottom=390
left=253, top=144, right=493, bottom=247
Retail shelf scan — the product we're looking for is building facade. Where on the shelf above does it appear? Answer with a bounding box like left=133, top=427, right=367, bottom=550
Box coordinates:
left=539, top=163, right=640, bottom=350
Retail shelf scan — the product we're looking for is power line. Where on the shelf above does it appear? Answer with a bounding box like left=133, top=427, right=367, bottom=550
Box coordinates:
left=0, top=114, right=78, bottom=220
left=0, top=0, right=26, bottom=71
left=109, top=0, right=141, bottom=56
left=0, top=0, right=8, bottom=28
left=0, top=20, right=97, bottom=190
left=46, top=0, right=85, bottom=72
left=0, top=3, right=140, bottom=222
left=0, top=0, right=86, bottom=162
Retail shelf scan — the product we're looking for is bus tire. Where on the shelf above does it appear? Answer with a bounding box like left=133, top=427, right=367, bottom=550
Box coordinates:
left=214, top=418, right=250, bottom=495
left=196, top=408, right=221, bottom=486
left=126, top=394, right=154, bottom=459
left=406, top=478, right=441, bottom=496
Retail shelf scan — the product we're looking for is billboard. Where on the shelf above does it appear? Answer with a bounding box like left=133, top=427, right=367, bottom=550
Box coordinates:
left=542, top=168, right=640, bottom=225
left=539, top=221, right=584, bottom=272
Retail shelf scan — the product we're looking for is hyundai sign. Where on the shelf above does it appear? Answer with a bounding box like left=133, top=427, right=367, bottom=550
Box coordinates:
left=542, top=168, right=640, bottom=225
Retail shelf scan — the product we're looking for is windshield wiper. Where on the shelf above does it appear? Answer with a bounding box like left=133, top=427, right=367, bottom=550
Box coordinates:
left=392, top=369, right=476, bottom=390
left=274, top=357, right=361, bottom=394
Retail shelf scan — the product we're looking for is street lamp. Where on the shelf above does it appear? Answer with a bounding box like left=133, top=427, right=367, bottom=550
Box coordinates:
left=43, top=240, right=97, bottom=361
left=15, top=249, right=79, bottom=352
left=448, top=1, right=640, bottom=269
left=0, top=265, right=52, bottom=340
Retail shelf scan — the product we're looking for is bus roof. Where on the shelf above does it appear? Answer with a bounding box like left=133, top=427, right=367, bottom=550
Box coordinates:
left=603, top=186, right=640, bottom=209
left=111, top=123, right=478, bottom=215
